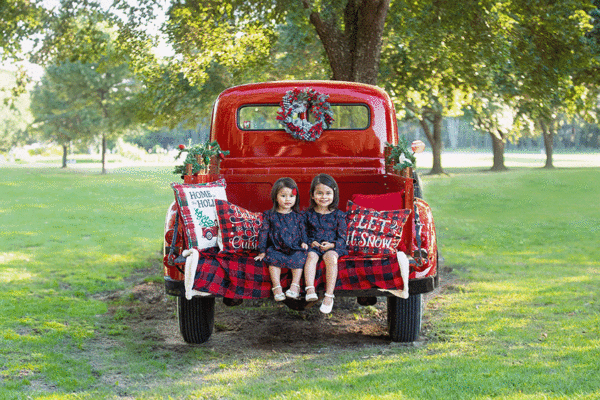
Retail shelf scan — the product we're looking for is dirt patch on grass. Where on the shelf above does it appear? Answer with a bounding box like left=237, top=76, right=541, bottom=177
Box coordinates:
left=117, top=281, right=390, bottom=353
left=111, top=261, right=456, bottom=355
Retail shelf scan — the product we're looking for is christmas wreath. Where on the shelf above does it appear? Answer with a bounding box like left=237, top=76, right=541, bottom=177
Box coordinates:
left=276, top=88, right=334, bottom=141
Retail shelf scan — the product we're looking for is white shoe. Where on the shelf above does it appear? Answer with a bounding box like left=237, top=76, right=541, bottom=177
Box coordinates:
left=305, top=286, right=318, bottom=302
left=320, top=293, right=335, bottom=314
left=285, top=283, right=301, bottom=299
left=272, top=285, right=285, bottom=301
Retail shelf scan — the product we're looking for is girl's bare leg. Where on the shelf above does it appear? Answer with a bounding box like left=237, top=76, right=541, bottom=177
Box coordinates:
left=290, top=267, right=302, bottom=287
left=322, top=251, right=339, bottom=307
left=269, top=265, right=283, bottom=296
left=304, top=252, right=319, bottom=297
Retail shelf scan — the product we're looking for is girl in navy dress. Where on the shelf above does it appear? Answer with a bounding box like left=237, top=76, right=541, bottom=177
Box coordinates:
left=255, top=177, right=308, bottom=301
left=303, top=173, right=347, bottom=313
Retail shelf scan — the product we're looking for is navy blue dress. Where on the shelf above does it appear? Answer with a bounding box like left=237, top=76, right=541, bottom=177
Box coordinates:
left=258, top=210, right=308, bottom=269
left=304, top=208, right=348, bottom=257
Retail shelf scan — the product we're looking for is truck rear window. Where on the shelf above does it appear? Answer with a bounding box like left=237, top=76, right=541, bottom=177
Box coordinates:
left=238, top=104, right=370, bottom=130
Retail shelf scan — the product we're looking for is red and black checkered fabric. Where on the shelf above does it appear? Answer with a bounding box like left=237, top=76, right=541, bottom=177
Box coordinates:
left=192, top=248, right=407, bottom=299
left=214, top=199, right=263, bottom=254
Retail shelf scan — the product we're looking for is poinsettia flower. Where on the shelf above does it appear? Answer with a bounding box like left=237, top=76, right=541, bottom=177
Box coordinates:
left=178, top=144, right=185, bottom=150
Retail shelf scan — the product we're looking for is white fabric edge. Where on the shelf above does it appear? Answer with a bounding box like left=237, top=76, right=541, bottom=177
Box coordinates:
left=379, top=288, right=406, bottom=298
left=182, top=248, right=199, bottom=300
left=377, top=252, right=410, bottom=299
left=415, top=265, right=432, bottom=279
left=396, top=251, right=410, bottom=299
left=188, top=289, right=212, bottom=298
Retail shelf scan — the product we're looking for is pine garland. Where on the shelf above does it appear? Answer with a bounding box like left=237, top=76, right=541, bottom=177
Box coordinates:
left=385, top=136, right=417, bottom=170
left=173, top=140, right=229, bottom=175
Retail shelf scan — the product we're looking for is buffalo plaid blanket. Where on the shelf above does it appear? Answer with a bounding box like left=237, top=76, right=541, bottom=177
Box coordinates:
left=192, top=248, right=406, bottom=299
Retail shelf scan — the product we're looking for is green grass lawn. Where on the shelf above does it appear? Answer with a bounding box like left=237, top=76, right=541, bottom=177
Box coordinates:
left=1, top=166, right=599, bottom=399
left=0, top=167, right=176, bottom=397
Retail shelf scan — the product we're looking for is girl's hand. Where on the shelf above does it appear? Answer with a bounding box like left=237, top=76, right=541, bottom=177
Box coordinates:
left=254, top=253, right=266, bottom=261
left=320, top=242, right=334, bottom=251
left=301, top=243, right=308, bottom=250
left=311, top=241, right=321, bottom=248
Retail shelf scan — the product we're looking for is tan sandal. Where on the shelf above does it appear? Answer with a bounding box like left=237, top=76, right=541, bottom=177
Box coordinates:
left=272, top=285, right=285, bottom=301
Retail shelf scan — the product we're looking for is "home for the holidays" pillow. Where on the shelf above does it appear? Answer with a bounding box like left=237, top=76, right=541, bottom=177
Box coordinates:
left=171, top=179, right=227, bottom=250
left=345, top=200, right=411, bottom=256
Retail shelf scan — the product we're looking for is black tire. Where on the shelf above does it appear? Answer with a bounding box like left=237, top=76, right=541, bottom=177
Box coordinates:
left=178, top=296, right=215, bottom=344
left=387, top=293, right=422, bottom=342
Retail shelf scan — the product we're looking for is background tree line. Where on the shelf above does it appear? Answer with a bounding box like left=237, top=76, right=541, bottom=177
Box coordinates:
left=1, top=0, right=600, bottom=174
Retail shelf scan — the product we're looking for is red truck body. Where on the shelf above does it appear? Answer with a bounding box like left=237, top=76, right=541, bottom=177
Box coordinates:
left=213, top=81, right=403, bottom=207
left=163, top=81, right=438, bottom=344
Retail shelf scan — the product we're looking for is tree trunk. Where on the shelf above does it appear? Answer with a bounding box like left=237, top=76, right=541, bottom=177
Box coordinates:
left=539, top=119, right=555, bottom=169
left=305, top=0, right=390, bottom=85
left=62, top=144, right=68, bottom=168
left=490, top=131, right=508, bottom=171
left=418, top=109, right=444, bottom=175
left=101, top=134, right=107, bottom=175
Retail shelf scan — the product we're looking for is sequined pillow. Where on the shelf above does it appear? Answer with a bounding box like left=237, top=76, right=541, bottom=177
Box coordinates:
left=215, top=199, right=263, bottom=254
left=345, top=200, right=411, bottom=256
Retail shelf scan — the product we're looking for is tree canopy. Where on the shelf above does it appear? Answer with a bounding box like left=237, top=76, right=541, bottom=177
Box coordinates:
left=30, top=62, right=100, bottom=167
left=0, top=69, right=33, bottom=153
left=2, top=0, right=600, bottom=172
left=25, top=6, right=140, bottom=173
left=0, top=0, right=46, bottom=58
left=500, top=0, right=600, bottom=168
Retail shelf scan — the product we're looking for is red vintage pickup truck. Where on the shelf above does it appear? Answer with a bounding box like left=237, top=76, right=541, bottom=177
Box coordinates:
left=163, top=81, right=438, bottom=344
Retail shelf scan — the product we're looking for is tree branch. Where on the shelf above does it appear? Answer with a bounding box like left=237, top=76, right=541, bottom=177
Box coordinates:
left=303, top=1, right=350, bottom=80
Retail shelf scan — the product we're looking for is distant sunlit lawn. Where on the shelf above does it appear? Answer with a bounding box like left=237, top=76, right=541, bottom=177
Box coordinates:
left=1, top=160, right=599, bottom=399
left=418, top=150, right=600, bottom=171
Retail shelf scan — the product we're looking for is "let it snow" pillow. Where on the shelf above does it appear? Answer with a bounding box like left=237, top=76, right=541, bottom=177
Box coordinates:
left=171, top=179, right=228, bottom=250
left=345, top=200, right=411, bottom=256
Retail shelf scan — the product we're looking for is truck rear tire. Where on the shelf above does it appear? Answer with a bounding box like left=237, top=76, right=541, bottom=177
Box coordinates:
left=178, top=296, right=215, bottom=344
left=387, top=293, right=422, bottom=342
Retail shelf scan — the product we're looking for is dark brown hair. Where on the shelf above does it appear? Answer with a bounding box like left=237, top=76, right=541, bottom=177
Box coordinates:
left=309, top=173, right=339, bottom=211
left=271, top=177, right=300, bottom=212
